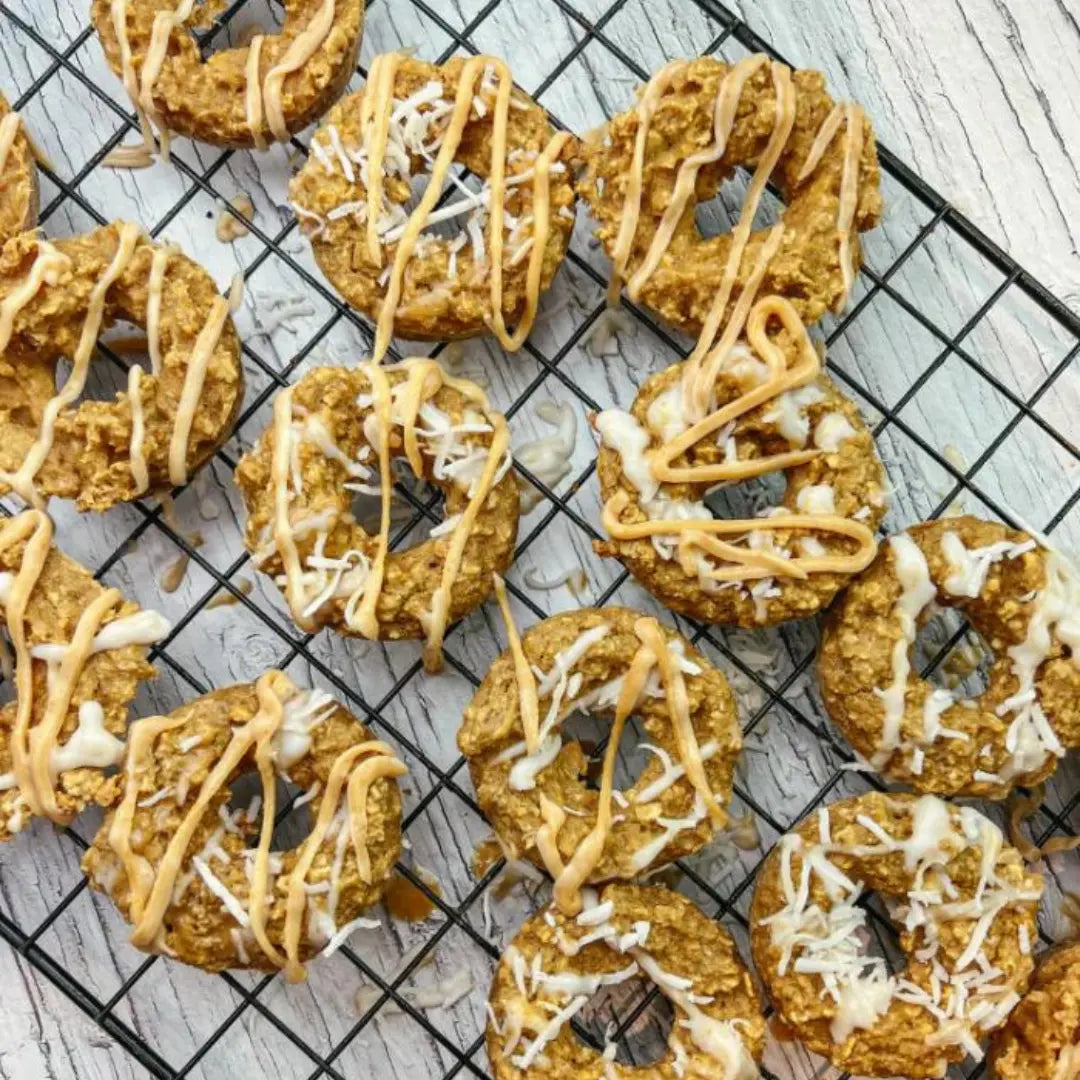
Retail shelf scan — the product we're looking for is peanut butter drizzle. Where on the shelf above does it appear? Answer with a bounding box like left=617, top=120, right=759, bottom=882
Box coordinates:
left=796, top=102, right=864, bottom=310
left=283, top=737, right=405, bottom=980
left=146, top=244, right=170, bottom=376
left=167, top=293, right=229, bottom=485
left=0, top=241, right=71, bottom=351
left=602, top=490, right=877, bottom=580
left=111, top=0, right=336, bottom=154
left=127, top=364, right=149, bottom=494
left=114, top=671, right=404, bottom=979
left=0, top=111, right=21, bottom=173
left=0, top=221, right=140, bottom=507
left=551, top=631, right=655, bottom=914
left=360, top=53, right=567, bottom=361
left=536, top=793, right=567, bottom=878
left=244, top=35, right=267, bottom=150
left=269, top=359, right=508, bottom=670
left=262, top=0, right=337, bottom=143
left=0, top=510, right=123, bottom=821
left=493, top=573, right=540, bottom=754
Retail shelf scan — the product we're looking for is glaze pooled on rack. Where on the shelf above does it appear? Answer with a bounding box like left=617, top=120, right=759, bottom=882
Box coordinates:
left=92, top=0, right=363, bottom=153
left=595, top=293, right=885, bottom=625
left=235, top=359, right=518, bottom=671
left=0, top=223, right=244, bottom=510
left=0, top=509, right=169, bottom=840
left=486, top=884, right=764, bottom=1079
left=751, top=792, right=1041, bottom=1078
left=820, top=516, right=1080, bottom=797
left=459, top=603, right=740, bottom=914
left=290, top=53, right=576, bottom=356
left=579, top=54, right=881, bottom=336
left=83, top=671, right=405, bottom=978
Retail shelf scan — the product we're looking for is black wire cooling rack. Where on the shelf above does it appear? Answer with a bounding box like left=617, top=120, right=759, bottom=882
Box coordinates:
left=0, top=0, right=1078, bottom=1077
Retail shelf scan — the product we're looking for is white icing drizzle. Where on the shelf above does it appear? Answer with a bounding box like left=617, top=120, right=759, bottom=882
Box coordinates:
left=0, top=511, right=169, bottom=827
left=940, top=530, right=1035, bottom=599
left=760, top=797, right=1039, bottom=1060
left=0, top=110, right=21, bottom=174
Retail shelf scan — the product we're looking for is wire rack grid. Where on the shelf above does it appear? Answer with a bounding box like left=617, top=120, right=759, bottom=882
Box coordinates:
left=0, top=0, right=1078, bottom=1078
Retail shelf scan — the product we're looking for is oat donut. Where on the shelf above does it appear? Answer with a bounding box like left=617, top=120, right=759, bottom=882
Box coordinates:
left=83, top=670, right=406, bottom=979
left=235, top=359, right=518, bottom=672
left=751, top=792, right=1042, bottom=1078
left=289, top=53, right=577, bottom=360
left=0, top=509, right=169, bottom=840
left=819, top=517, right=1080, bottom=798
left=579, top=54, right=881, bottom=335
left=594, top=294, right=885, bottom=625
left=459, top=603, right=740, bottom=915
left=486, top=884, right=764, bottom=1079
left=0, top=223, right=244, bottom=511
left=0, top=92, right=38, bottom=244
left=92, top=0, right=363, bottom=153
left=989, top=942, right=1080, bottom=1080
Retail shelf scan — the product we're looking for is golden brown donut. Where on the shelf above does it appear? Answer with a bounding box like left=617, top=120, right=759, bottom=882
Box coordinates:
left=819, top=517, right=1080, bottom=798
left=594, top=294, right=885, bottom=626
left=459, top=603, right=739, bottom=915
left=0, top=223, right=244, bottom=511
left=234, top=359, right=518, bottom=672
left=578, top=54, right=881, bottom=336
left=750, top=792, right=1042, bottom=1078
left=91, top=0, right=363, bottom=152
left=289, top=53, right=577, bottom=359
left=989, top=942, right=1080, bottom=1080
left=0, top=91, right=38, bottom=244
left=486, top=884, right=764, bottom=1079
left=0, top=509, right=169, bottom=840
left=83, top=670, right=405, bottom=979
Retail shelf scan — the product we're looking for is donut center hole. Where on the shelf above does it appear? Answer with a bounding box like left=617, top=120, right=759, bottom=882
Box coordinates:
left=704, top=469, right=787, bottom=521
left=573, top=975, right=674, bottom=1067
left=227, top=772, right=313, bottom=850
left=190, top=0, right=283, bottom=59
left=54, top=319, right=148, bottom=402
left=560, top=710, right=650, bottom=794
left=913, top=605, right=992, bottom=700
left=350, top=459, right=447, bottom=543
left=693, top=167, right=784, bottom=240
left=404, top=164, right=492, bottom=248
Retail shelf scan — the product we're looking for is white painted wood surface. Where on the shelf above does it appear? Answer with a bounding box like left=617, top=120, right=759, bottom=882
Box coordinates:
left=0, top=1, right=1077, bottom=1079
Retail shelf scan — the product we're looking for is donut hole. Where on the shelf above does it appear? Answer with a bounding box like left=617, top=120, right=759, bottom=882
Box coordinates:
left=704, top=469, right=787, bottom=521
left=560, top=709, right=650, bottom=793
left=190, top=0, right=281, bottom=58
left=913, top=604, right=993, bottom=699
left=349, top=459, right=447, bottom=543
left=693, top=168, right=784, bottom=241
left=573, top=974, right=674, bottom=1066
left=403, top=164, right=489, bottom=247
left=54, top=346, right=133, bottom=403
left=226, top=771, right=313, bottom=850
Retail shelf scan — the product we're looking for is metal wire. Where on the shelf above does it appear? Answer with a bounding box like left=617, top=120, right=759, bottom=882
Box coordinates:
left=0, top=0, right=1078, bottom=1078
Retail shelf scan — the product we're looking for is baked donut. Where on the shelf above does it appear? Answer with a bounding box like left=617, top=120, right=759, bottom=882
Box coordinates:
left=750, top=792, right=1042, bottom=1078
left=578, top=54, right=881, bottom=335
left=819, top=517, right=1080, bottom=798
left=594, top=294, right=885, bottom=625
left=0, top=91, right=38, bottom=244
left=0, top=223, right=244, bottom=511
left=989, top=942, right=1080, bottom=1080
left=486, top=884, right=764, bottom=1079
left=459, top=600, right=740, bottom=915
left=234, top=359, right=518, bottom=672
left=91, top=0, right=363, bottom=153
left=0, top=509, right=169, bottom=840
left=289, top=53, right=577, bottom=360
left=83, top=670, right=406, bottom=979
